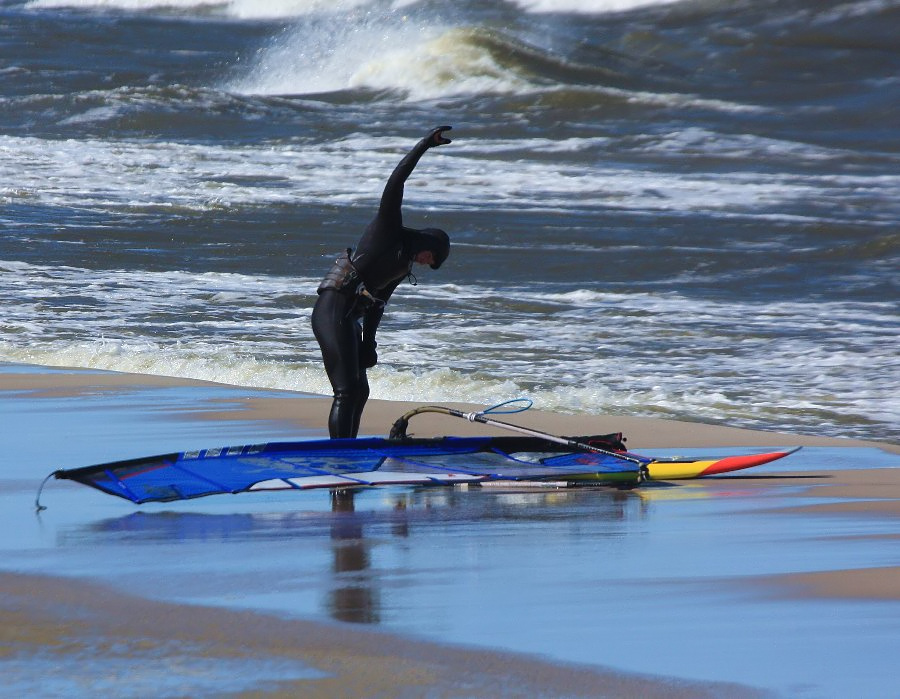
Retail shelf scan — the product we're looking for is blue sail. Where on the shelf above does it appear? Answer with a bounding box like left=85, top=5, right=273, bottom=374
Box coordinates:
left=51, top=436, right=648, bottom=504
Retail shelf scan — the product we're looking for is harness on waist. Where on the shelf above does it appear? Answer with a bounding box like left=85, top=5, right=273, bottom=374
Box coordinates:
left=317, top=248, right=384, bottom=309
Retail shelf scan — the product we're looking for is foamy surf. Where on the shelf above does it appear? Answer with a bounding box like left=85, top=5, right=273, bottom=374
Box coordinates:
left=511, top=0, right=683, bottom=13
left=226, top=22, right=538, bottom=99
left=2, top=258, right=897, bottom=438
left=26, top=0, right=686, bottom=18
left=25, top=0, right=374, bottom=17
left=4, top=131, right=864, bottom=219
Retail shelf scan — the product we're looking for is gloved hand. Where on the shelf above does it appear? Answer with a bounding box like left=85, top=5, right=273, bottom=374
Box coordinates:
left=360, top=339, right=378, bottom=368
left=355, top=282, right=385, bottom=309
left=429, top=125, right=452, bottom=146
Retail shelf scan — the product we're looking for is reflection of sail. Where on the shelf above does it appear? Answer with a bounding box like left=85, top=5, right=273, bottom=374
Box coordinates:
left=328, top=490, right=379, bottom=624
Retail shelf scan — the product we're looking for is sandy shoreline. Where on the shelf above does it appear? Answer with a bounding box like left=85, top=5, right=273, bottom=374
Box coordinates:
left=0, top=571, right=766, bottom=699
left=3, top=365, right=897, bottom=453
left=2, top=363, right=898, bottom=697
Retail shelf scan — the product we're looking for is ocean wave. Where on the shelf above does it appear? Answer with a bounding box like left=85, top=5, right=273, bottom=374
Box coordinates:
left=3, top=335, right=896, bottom=442
left=226, top=22, right=542, bottom=98
left=0, top=133, right=378, bottom=211
left=0, top=340, right=330, bottom=394
left=25, top=0, right=897, bottom=115
left=509, top=0, right=682, bottom=14
left=219, top=14, right=773, bottom=108
left=24, top=0, right=375, bottom=19
left=1, top=84, right=298, bottom=133
left=6, top=130, right=859, bottom=219
left=26, top=0, right=899, bottom=29
left=24, top=0, right=686, bottom=19
left=2, top=257, right=897, bottom=441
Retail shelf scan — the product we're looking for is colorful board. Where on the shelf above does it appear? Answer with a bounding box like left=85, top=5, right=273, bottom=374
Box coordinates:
left=645, top=447, right=802, bottom=480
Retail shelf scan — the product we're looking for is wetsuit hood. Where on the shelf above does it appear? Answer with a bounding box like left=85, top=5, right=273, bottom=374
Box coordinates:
left=413, top=228, right=450, bottom=269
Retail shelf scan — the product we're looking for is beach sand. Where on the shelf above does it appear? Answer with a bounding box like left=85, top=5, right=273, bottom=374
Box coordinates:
left=0, top=571, right=764, bottom=699
left=5, top=366, right=897, bottom=452
left=2, top=365, right=898, bottom=697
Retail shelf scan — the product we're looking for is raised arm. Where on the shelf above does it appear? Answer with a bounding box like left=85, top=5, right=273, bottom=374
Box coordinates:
left=377, top=126, right=452, bottom=224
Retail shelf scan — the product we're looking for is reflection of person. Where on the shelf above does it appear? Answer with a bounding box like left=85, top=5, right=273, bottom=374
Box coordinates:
left=311, top=126, right=453, bottom=438
left=329, top=489, right=378, bottom=624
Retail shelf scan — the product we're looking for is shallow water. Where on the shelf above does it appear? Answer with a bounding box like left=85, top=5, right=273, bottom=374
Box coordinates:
left=3, top=648, right=324, bottom=699
left=2, top=373, right=898, bottom=698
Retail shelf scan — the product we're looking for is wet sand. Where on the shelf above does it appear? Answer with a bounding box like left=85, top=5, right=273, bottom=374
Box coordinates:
left=0, top=571, right=763, bottom=698
left=2, top=364, right=898, bottom=697
left=4, top=366, right=897, bottom=452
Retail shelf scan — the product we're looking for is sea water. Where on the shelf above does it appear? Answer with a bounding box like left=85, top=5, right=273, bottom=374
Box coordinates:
left=1, top=0, right=898, bottom=440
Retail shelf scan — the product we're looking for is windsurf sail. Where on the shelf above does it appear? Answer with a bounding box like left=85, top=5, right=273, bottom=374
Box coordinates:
left=44, top=434, right=647, bottom=506
left=38, top=400, right=802, bottom=509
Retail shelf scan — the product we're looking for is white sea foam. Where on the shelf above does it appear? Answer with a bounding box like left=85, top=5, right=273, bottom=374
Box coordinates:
left=26, top=0, right=686, bottom=18
left=25, top=0, right=376, bottom=18
left=639, top=127, right=852, bottom=162
left=223, top=18, right=766, bottom=108
left=225, top=22, right=536, bottom=99
left=2, top=260, right=897, bottom=438
left=21, top=0, right=755, bottom=111
left=510, top=0, right=683, bottom=15
left=0, top=134, right=412, bottom=212
left=5, top=132, right=860, bottom=219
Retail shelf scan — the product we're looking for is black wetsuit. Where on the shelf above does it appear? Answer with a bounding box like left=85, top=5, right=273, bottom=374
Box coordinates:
left=311, top=128, right=451, bottom=438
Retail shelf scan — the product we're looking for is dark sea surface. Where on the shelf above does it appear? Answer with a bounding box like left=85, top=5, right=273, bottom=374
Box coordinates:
left=1, top=0, right=898, bottom=443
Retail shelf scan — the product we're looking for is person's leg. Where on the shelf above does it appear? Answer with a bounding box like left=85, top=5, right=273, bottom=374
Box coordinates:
left=350, top=367, right=369, bottom=437
left=312, top=293, right=364, bottom=438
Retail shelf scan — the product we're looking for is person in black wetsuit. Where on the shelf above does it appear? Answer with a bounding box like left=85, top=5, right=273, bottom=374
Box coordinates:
left=311, top=126, right=453, bottom=438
